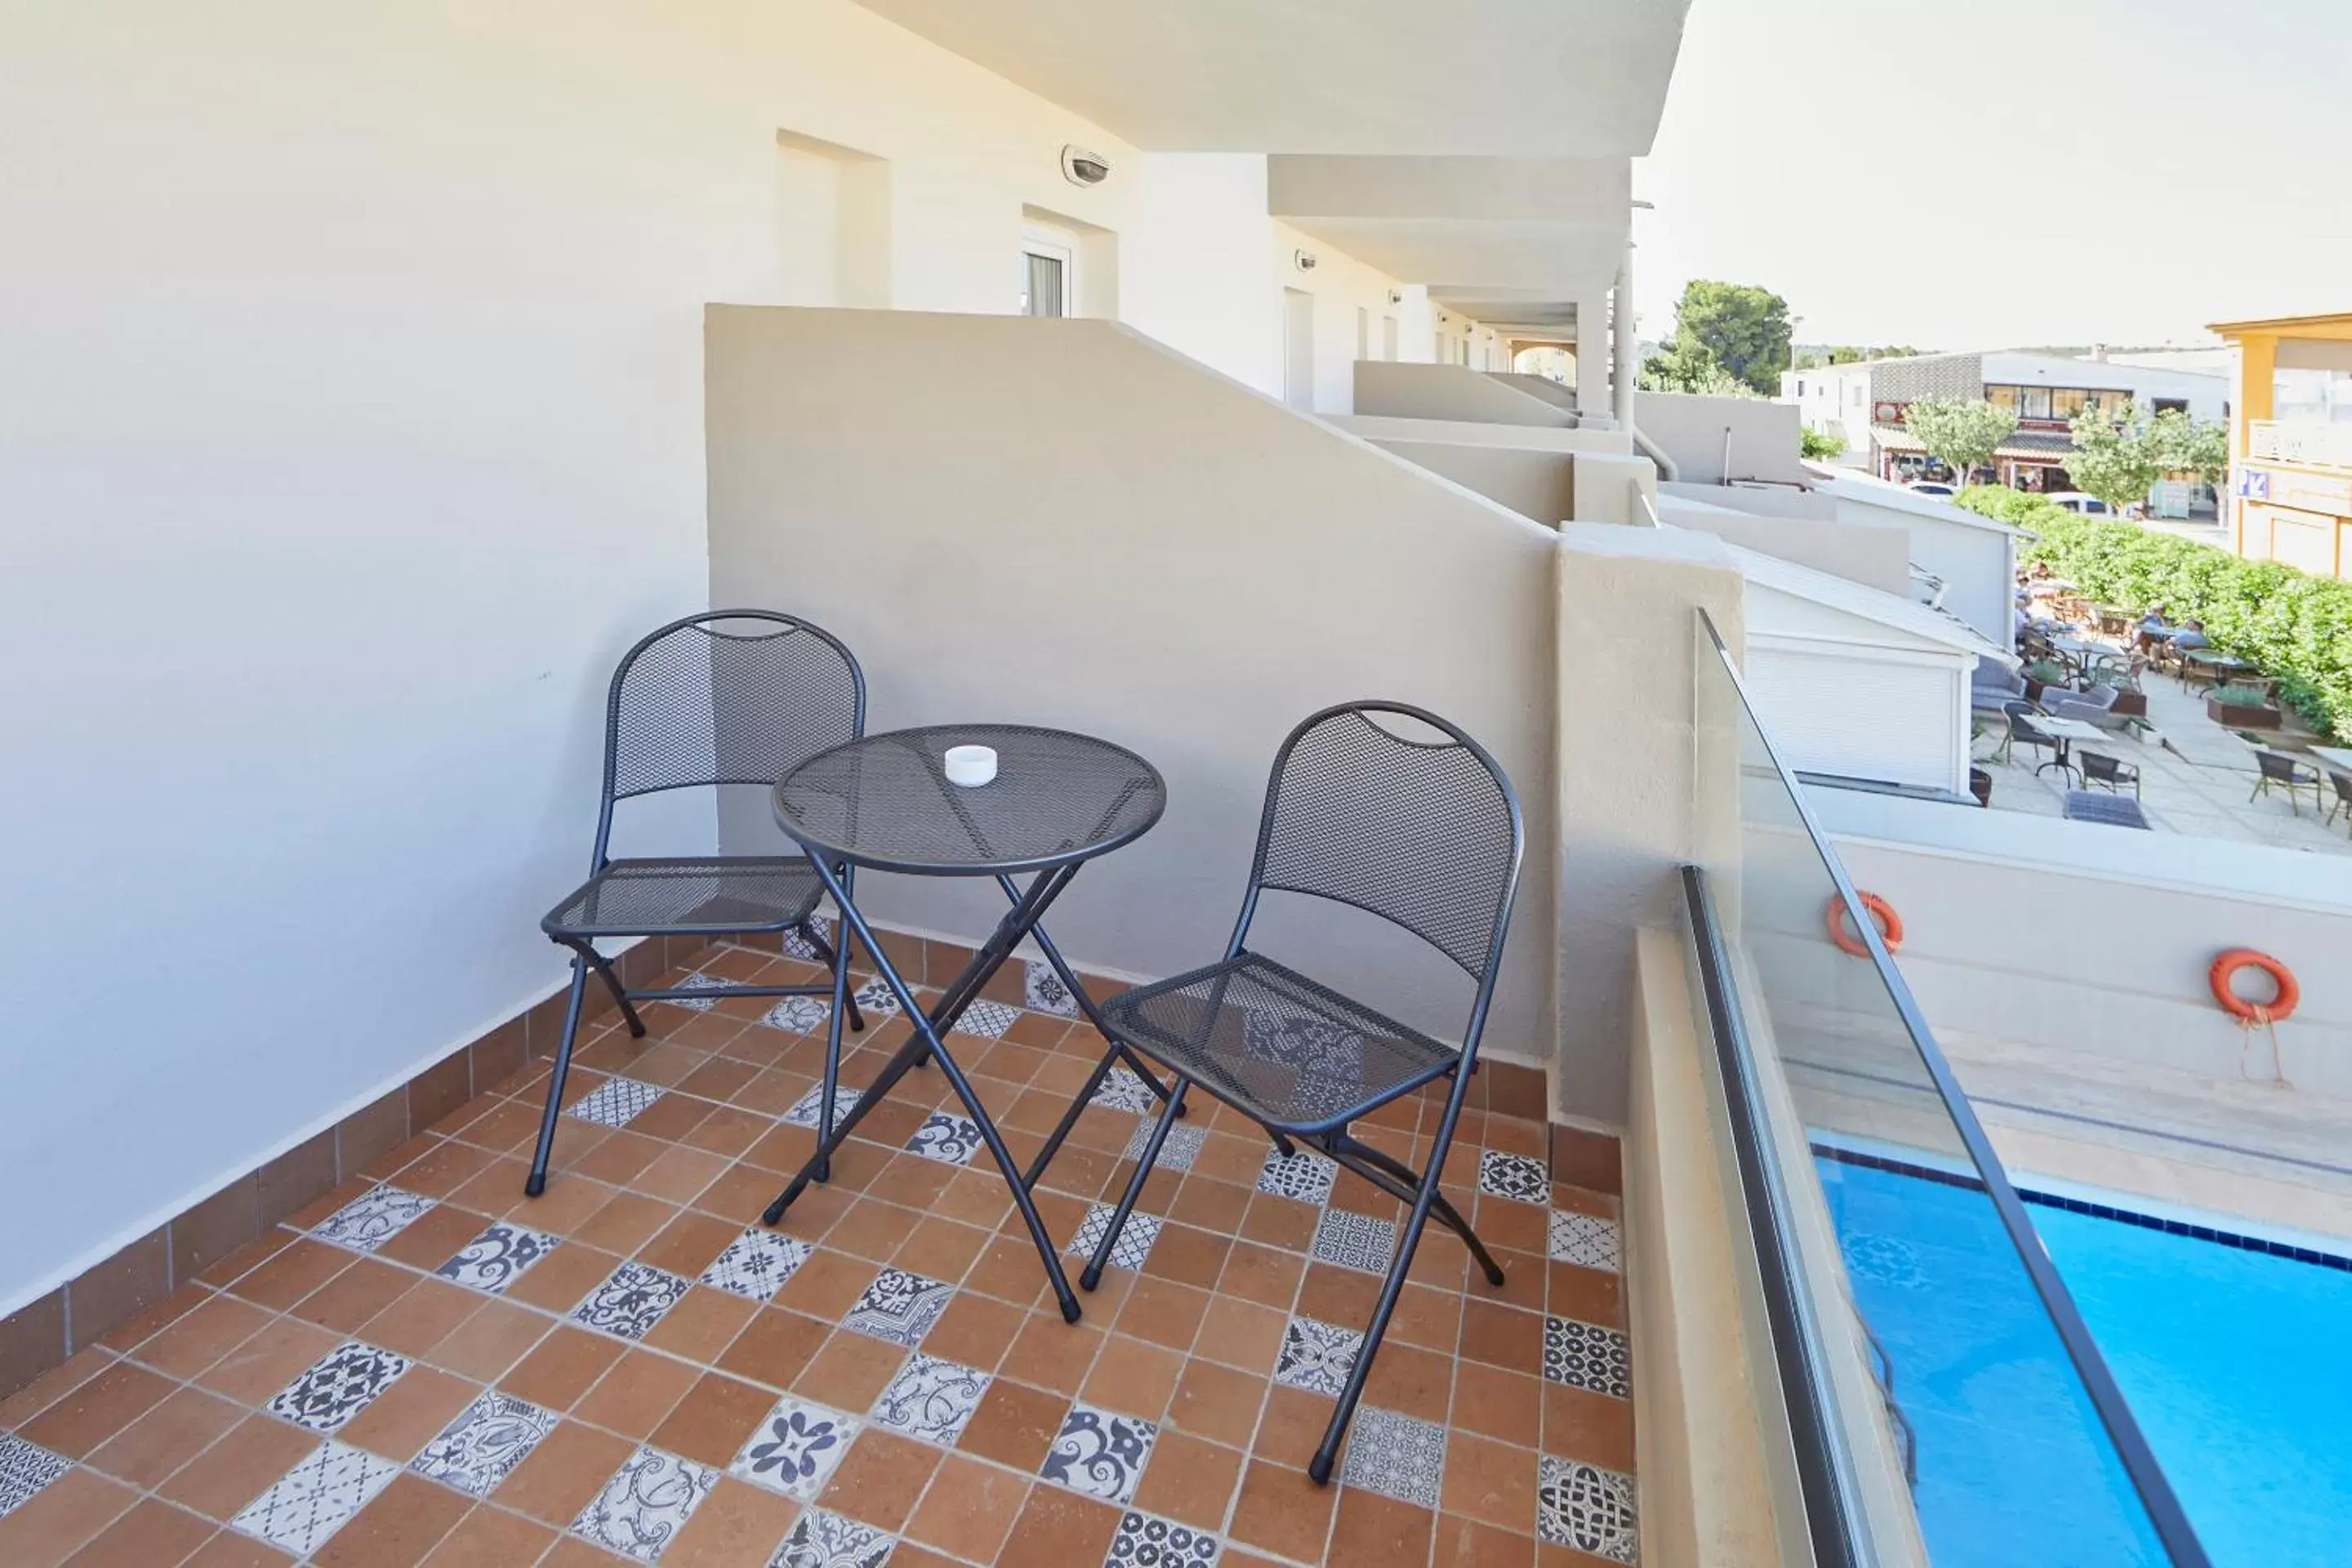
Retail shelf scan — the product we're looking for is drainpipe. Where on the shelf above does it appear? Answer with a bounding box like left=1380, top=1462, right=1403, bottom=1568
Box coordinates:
left=1615, top=238, right=1680, bottom=481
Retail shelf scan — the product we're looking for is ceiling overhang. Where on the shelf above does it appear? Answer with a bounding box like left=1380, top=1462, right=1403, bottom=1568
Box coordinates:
left=847, top=1, right=1691, bottom=155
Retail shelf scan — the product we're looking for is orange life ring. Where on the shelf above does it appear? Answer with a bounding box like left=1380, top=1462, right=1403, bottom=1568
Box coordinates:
left=2210, top=949, right=2298, bottom=1023
left=1826, top=893, right=1903, bottom=957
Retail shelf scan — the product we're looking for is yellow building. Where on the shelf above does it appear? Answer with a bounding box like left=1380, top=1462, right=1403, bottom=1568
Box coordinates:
left=2210, top=310, right=2352, bottom=579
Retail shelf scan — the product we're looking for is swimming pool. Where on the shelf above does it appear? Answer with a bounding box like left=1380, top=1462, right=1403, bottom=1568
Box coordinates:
left=1818, top=1151, right=2352, bottom=1566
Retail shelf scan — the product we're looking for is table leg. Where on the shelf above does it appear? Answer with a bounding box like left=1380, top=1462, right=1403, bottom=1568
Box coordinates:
left=764, top=858, right=1090, bottom=1322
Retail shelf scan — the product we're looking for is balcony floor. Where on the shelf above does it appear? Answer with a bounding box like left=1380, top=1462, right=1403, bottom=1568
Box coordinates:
left=0, top=949, right=1633, bottom=1568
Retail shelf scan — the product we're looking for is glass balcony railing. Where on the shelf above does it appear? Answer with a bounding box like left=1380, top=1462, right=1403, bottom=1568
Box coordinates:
left=2248, top=418, right=2352, bottom=470
left=1681, top=609, right=2211, bottom=1567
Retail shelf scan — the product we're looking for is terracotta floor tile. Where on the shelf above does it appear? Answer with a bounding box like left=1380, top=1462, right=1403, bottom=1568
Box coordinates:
left=1388, top=1281, right=1464, bottom=1354
left=190, top=1232, right=296, bottom=1293
left=1459, top=1299, right=1543, bottom=1374
left=0, top=1470, right=134, bottom=1568
left=904, top=1452, right=1028, bottom=1561
left=97, top=1285, right=208, bottom=1358
left=658, top=1477, right=797, bottom=1567
left=1238, top=1195, right=1318, bottom=1254
left=572, top=1349, right=699, bottom=1440
left=342, top=1365, right=479, bottom=1464
left=290, top=1257, right=419, bottom=1335
left=85, top=1385, right=246, bottom=1489
left=893, top=1218, right=991, bottom=1286
left=1216, top=1241, right=1306, bottom=1311
left=919, top=1292, right=1023, bottom=1374
left=1545, top=1263, right=1622, bottom=1329
left=1437, top=1513, right=1538, bottom=1568
left=506, top=1175, right=617, bottom=1240
left=956, top=1379, right=1070, bottom=1472
left=416, top=1506, right=559, bottom=1566
left=571, top=1129, right=668, bottom=1189
left=1330, top=1486, right=1437, bottom=1562
left=373, top=1206, right=497, bottom=1272
left=817, top=1428, right=940, bottom=1533
left=1362, top=1339, right=1454, bottom=1425
left=1132, top=1429, right=1243, bottom=1531
left=20, top=1360, right=176, bottom=1458
left=158, top=1414, right=319, bottom=1518
left=961, top=1238, right=1055, bottom=1311
left=1441, top=1430, right=1539, bottom=1534
left=58, top=1496, right=214, bottom=1568
left=791, top=1332, right=908, bottom=1414
left=501, top=1241, right=620, bottom=1313
left=1141, top=1223, right=1232, bottom=1292
left=773, top=1250, right=878, bottom=1321
left=1000, top=1313, right=1102, bottom=1396
left=1452, top=1362, right=1542, bottom=1450
left=1468, top=1246, right=1547, bottom=1315
left=639, top=1211, right=742, bottom=1279
left=424, top=1300, right=547, bottom=1383
left=2, top=1349, right=122, bottom=1434
left=642, top=1286, right=758, bottom=1365
left=492, top=1420, right=636, bottom=1526
left=1167, top=1176, right=1252, bottom=1236
left=504, top=1327, right=627, bottom=1414
left=1251, top=1385, right=1338, bottom=1469
left=572, top=1193, right=678, bottom=1257
left=1114, top=1277, right=1209, bottom=1353
left=1297, top=1264, right=1381, bottom=1331
left=312, top=1472, right=470, bottom=1566
left=182, top=1531, right=296, bottom=1567
left=1542, top=1382, right=1634, bottom=1473
left=1471, top=1196, right=1550, bottom=1257
left=715, top=1308, right=831, bottom=1392
left=1079, top=1335, right=1183, bottom=1425
left=1165, top=1359, right=1267, bottom=1450
left=649, top=1371, right=773, bottom=1468
left=682, top=1107, right=775, bottom=1162
left=821, top=1199, right=920, bottom=1264
left=1193, top=1295, right=1287, bottom=1378
left=1227, top=1457, right=1338, bottom=1562
left=229, top=1238, right=355, bottom=1311
left=359, top=1279, right=484, bottom=1363
left=996, top=1484, right=1123, bottom=1563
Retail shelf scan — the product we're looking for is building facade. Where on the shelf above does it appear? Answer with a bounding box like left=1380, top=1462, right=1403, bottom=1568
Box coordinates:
left=2211, top=311, right=2352, bottom=580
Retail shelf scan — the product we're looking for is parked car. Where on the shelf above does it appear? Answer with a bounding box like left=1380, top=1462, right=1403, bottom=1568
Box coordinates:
left=1905, top=480, right=1958, bottom=497
left=2047, top=492, right=2115, bottom=516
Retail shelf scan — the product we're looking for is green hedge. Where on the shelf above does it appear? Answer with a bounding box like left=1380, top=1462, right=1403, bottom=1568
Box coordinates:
left=1959, top=486, right=2352, bottom=741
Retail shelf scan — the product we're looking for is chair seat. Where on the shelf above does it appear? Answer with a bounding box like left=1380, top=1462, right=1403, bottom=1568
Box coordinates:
left=1100, top=953, right=1458, bottom=1134
left=541, top=857, right=823, bottom=938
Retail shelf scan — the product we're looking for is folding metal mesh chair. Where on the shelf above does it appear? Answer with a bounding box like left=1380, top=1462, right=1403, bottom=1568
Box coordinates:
left=1082, top=702, right=1524, bottom=1481
left=527, top=610, right=867, bottom=1196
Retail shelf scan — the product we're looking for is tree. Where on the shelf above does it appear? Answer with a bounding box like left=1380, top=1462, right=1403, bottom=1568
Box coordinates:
left=1903, top=398, right=2016, bottom=485
left=1800, top=425, right=1848, bottom=461
left=1639, top=345, right=1758, bottom=398
left=2149, top=408, right=2230, bottom=491
left=1655, top=280, right=1793, bottom=395
left=2067, top=401, right=2165, bottom=514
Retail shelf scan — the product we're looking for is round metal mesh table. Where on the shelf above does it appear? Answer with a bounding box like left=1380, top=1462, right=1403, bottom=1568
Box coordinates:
left=772, top=724, right=1166, bottom=875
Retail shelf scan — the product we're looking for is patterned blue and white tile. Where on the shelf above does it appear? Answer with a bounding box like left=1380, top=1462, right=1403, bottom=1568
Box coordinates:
left=309, top=1186, right=438, bottom=1254
left=1024, top=959, right=1080, bottom=1018
left=568, top=1076, right=664, bottom=1129
left=0, top=1434, right=69, bottom=1520
left=950, top=999, right=1022, bottom=1040
left=1040, top=1401, right=1157, bottom=1506
left=230, top=1440, right=401, bottom=1557
left=1543, top=1316, right=1632, bottom=1400
left=570, top=1445, right=717, bottom=1562
left=1548, top=1209, right=1623, bottom=1274
left=701, top=1228, right=814, bottom=1303
left=762, top=996, right=832, bottom=1036
left=665, top=971, right=729, bottom=1012
left=435, top=1223, right=561, bottom=1294
left=781, top=915, right=836, bottom=963
left=1477, top=1149, right=1551, bottom=1205
left=1310, top=1208, right=1396, bottom=1276
left=409, top=1391, right=557, bottom=1497
left=1338, top=1404, right=1448, bottom=1511
left=1254, top=1147, right=1337, bottom=1207
left=905, top=1111, right=985, bottom=1168
left=1120, top=1119, right=1207, bottom=1172
left=781, top=1085, right=862, bottom=1132
left=1272, top=1316, right=1362, bottom=1398
left=1068, top=1205, right=1162, bottom=1273
left=571, top=1263, right=693, bottom=1342
left=729, top=1394, right=861, bottom=1503
left=769, top=1507, right=894, bottom=1568
left=849, top=978, right=902, bottom=1020
left=1538, top=1455, right=1639, bottom=1564
left=1107, top=1509, right=1223, bottom=1566
left=1089, top=1066, right=1159, bottom=1116
left=841, top=1267, right=956, bottom=1348
left=868, top=1352, right=991, bottom=1446
left=266, top=1340, right=410, bottom=1434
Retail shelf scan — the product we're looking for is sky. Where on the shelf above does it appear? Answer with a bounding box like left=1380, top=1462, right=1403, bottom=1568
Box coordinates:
left=1635, top=0, right=2352, bottom=351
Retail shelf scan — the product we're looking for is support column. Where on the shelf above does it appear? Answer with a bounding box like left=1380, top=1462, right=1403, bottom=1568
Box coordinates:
left=1575, top=293, right=1610, bottom=420
left=1612, top=243, right=1637, bottom=432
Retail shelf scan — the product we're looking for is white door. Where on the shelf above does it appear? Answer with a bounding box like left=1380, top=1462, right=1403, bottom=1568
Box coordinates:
left=1356, top=307, right=1370, bottom=363
left=1283, top=288, right=1316, bottom=410
left=1382, top=317, right=1398, bottom=361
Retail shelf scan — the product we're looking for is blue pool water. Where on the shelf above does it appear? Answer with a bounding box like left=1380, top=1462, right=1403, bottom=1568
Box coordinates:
left=1818, top=1154, right=2352, bottom=1567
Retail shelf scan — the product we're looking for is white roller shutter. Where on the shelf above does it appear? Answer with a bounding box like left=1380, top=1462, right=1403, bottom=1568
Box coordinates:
left=1744, top=644, right=1958, bottom=792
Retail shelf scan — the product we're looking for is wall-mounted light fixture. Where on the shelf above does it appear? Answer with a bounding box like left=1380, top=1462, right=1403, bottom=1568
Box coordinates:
left=1061, top=145, right=1111, bottom=187
left=1292, top=249, right=1318, bottom=274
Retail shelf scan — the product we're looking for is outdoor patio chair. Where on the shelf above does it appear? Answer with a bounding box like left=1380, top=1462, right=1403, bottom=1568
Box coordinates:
left=1079, top=702, right=1524, bottom=1483
left=526, top=610, right=867, bottom=1196
left=1998, top=701, right=2060, bottom=772
left=2326, top=773, right=2352, bottom=834
left=2078, top=750, right=2140, bottom=797
left=2249, top=750, right=2324, bottom=815
left=2044, top=684, right=2122, bottom=728
left=1971, top=660, right=2027, bottom=713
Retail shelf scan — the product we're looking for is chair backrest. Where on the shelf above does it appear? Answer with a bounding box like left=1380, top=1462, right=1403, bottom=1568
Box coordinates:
left=2004, top=701, right=2051, bottom=743
left=2333, top=772, right=2352, bottom=804
left=1238, top=702, right=1524, bottom=987
left=2255, top=750, right=2306, bottom=785
left=599, top=608, right=864, bottom=813
left=2080, top=751, right=2127, bottom=785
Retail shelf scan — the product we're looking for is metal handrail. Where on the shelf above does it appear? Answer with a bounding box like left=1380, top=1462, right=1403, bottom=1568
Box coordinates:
left=1690, top=608, right=2212, bottom=1567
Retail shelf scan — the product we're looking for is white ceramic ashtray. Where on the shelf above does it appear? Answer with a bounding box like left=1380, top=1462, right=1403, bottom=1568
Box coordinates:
left=944, top=744, right=998, bottom=786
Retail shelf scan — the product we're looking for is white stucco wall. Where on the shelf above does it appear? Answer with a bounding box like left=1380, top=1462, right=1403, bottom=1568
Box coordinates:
left=0, top=0, right=1468, bottom=1316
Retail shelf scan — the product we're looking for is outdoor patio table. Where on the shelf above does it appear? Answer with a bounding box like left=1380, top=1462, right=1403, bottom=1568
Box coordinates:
left=2034, top=715, right=2108, bottom=786
left=757, top=723, right=1168, bottom=1322
left=2310, top=746, right=2352, bottom=776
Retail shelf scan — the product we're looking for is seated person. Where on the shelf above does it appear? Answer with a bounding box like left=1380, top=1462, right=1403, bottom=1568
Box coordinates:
left=2136, top=605, right=2175, bottom=653
left=2172, top=619, right=2211, bottom=654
